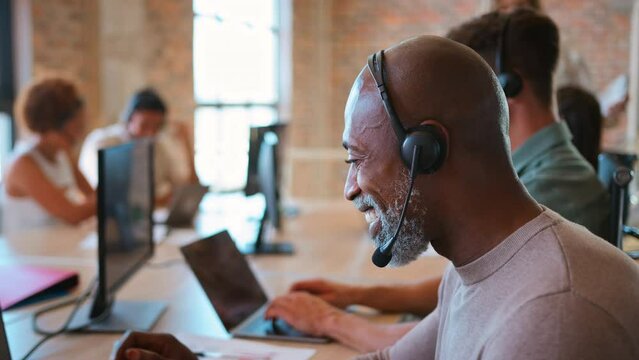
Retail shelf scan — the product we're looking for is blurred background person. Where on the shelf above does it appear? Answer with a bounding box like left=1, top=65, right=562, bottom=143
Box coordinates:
left=79, top=88, right=198, bottom=205
left=557, top=85, right=603, bottom=171
left=1, top=78, right=96, bottom=232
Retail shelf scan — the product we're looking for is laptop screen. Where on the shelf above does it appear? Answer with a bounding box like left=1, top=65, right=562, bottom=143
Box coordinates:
left=0, top=308, right=12, bottom=360
left=180, top=231, right=268, bottom=330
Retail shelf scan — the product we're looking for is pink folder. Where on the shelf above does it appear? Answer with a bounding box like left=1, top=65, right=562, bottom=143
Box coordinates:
left=0, top=265, right=79, bottom=310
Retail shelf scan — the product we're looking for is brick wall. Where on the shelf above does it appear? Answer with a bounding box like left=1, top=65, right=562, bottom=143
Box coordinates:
left=288, top=0, right=635, bottom=199
left=31, top=0, right=100, bottom=129
left=144, top=0, right=195, bottom=122
left=29, top=0, right=194, bottom=129
left=26, top=0, right=635, bottom=199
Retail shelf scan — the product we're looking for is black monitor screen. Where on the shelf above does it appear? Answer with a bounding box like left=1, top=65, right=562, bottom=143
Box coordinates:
left=98, top=140, right=154, bottom=295
left=258, top=131, right=281, bottom=229
left=244, top=124, right=286, bottom=196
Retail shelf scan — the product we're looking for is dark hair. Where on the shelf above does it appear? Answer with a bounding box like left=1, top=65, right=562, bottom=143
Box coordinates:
left=19, top=78, right=84, bottom=133
left=122, top=88, right=167, bottom=122
left=446, top=8, right=559, bottom=106
left=557, top=86, right=602, bottom=171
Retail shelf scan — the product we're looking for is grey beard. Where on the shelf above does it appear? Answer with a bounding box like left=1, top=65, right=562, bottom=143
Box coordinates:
left=354, top=169, right=430, bottom=267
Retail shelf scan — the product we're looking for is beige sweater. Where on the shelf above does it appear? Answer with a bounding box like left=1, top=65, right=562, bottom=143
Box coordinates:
left=358, top=209, right=639, bottom=360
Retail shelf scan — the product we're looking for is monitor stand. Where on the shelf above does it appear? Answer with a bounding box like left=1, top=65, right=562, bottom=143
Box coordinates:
left=68, top=300, right=167, bottom=333
left=244, top=209, right=294, bottom=255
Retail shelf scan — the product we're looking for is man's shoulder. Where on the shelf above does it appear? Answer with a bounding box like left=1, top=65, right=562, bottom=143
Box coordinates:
left=496, top=213, right=637, bottom=324
left=545, top=216, right=639, bottom=342
left=518, top=142, right=609, bottom=236
left=484, top=287, right=638, bottom=359
left=521, top=141, right=597, bottom=180
left=552, top=217, right=639, bottom=304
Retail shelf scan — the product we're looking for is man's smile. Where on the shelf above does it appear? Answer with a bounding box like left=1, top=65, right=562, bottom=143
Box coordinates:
left=364, top=208, right=379, bottom=225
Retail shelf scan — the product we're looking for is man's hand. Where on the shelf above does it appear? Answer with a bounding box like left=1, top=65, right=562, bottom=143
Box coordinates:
left=290, top=278, right=362, bottom=309
left=110, top=331, right=197, bottom=360
left=264, top=292, right=341, bottom=337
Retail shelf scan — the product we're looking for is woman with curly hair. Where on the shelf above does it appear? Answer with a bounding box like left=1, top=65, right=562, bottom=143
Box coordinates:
left=2, top=78, right=95, bottom=232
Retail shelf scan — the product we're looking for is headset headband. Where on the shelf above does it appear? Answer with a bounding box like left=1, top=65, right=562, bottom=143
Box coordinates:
left=367, top=50, right=407, bottom=143
left=495, top=15, right=512, bottom=75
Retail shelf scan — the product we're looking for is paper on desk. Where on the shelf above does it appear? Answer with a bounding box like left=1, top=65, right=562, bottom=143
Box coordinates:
left=176, top=333, right=316, bottom=360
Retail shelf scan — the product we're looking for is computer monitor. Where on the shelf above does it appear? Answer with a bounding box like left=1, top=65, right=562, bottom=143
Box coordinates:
left=246, top=131, right=293, bottom=255
left=70, top=140, right=166, bottom=332
left=259, top=131, right=281, bottom=229
left=244, top=124, right=286, bottom=205
left=0, top=307, right=12, bottom=360
left=245, top=126, right=264, bottom=197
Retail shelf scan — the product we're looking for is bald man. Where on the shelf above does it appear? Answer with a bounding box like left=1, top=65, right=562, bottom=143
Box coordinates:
left=111, top=35, right=639, bottom=360
left=260, top=9, right=612, bottom=353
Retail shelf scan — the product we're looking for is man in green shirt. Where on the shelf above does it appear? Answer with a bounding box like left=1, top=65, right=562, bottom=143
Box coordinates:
left=447, top=8, right=608, bottom=239
left=513, top=121, right=609, bottom=238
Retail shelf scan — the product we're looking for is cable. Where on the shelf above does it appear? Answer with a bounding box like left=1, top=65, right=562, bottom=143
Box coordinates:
left=21, top=278, right=99, bottom=360
left=31, top=278, right=97, bottom=336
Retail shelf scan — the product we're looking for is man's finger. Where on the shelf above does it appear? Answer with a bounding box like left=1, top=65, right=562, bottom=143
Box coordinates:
left=291, top=279, right=325, bottom=292
left=111, top=330, right=138, bottom=360
left=264, top=303, right=287, bottom=319
left=112, top=332, right=176, bottom=360
left=265, top=302, right=296, bottom=321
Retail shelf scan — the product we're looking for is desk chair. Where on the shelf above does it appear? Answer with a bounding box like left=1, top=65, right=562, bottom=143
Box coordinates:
left=598, top=152, right=639, bottom=259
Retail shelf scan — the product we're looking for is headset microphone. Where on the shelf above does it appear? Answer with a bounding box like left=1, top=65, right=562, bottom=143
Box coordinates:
left=372, top=146, right=420, bottom=267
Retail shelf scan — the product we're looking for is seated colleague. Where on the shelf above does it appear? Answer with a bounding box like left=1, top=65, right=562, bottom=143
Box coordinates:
left=557, top=85, right=603, bottom=171
left=112, top=36, right=639, bottom=360
left=1, top=78, right=96, bottom=232
left=79, top=88, right=198, bottom=203
left=448, top=9, right=609, bottom=239
left=252, top=9, right=614, bottom=353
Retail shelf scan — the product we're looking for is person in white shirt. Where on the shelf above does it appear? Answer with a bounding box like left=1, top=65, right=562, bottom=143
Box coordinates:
left=79, top=88, right=198, bottom=204
left=2, top=78, right=96, bottom=232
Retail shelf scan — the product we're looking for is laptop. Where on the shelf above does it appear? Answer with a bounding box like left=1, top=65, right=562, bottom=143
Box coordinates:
left=180, top=231, right=330, bottom=344
left=1, top=308, right=12, bottom=360
left=159, top=183, right=209, bottom=228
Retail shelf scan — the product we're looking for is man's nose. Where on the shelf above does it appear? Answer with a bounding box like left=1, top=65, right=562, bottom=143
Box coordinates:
left=344, top=167, right=361, bottom=201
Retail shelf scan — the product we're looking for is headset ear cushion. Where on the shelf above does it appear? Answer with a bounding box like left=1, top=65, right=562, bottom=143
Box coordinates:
left=498, top=72, right=523, bottom=98
left=401, top=125, right=445, bottom=174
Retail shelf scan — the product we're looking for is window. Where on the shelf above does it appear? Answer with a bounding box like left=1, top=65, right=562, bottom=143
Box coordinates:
left=193, top=0, right=280, bottom=190
left=0, top=0, right=15, bottom=179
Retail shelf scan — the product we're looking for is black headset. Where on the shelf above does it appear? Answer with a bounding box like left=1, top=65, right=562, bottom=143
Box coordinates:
left=495, top=14, right=523, bottom=98
left=366, top=50, right=446, bottom=267
left=367, top=50, right=446, bottom=175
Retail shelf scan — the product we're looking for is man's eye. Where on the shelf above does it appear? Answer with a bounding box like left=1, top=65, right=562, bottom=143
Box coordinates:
left=345, top=159, right=357, bottom=164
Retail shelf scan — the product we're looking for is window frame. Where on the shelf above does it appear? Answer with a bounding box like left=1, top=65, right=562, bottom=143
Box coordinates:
left=192, top=1, right=281, bottom=109
left=192, top=1, right=282, bottom=189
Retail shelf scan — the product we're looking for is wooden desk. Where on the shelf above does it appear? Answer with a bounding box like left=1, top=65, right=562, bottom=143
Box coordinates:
left=1, top=200, right=449, bottom=359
